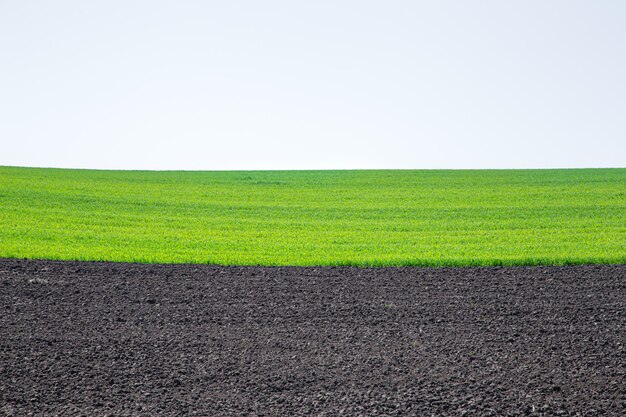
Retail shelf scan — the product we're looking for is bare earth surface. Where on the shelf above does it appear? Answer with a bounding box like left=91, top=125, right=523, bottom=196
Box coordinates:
left=0, top=260, right=624, bottom=416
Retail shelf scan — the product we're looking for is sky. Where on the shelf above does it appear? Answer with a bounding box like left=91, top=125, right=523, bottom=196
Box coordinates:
left=1, top=1, right=625, bottom=170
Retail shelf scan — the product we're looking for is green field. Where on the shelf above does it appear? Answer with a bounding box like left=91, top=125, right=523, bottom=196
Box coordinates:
left=0, top=166, right=624, bottom=266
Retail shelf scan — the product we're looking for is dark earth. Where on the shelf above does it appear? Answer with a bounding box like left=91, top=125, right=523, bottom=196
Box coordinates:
left=0, top=260, right=624, bottom=416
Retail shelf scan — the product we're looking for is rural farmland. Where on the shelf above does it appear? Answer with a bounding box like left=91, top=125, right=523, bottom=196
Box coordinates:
left=2, top=1, right=625, bottom=414
left=1, top=166, right=625, bottom=415
left=1, top=166, right=624, bottom=266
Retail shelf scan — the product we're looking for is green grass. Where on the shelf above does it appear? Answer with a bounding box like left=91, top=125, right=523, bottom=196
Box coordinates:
left=0, top=166, right=624, bottom=267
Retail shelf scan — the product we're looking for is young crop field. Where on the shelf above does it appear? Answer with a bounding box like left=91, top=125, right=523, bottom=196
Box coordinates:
left=0, top=166, right=624, bottom=266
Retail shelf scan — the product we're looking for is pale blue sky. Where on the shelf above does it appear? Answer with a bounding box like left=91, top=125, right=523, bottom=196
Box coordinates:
left=1, top=1, right=624, bottom=170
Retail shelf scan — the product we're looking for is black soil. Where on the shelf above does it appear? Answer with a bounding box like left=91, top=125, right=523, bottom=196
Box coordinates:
left=1, top=260, right=624, bottom=416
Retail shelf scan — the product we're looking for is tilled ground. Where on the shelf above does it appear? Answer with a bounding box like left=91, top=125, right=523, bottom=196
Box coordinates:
left=0, top=260, right=624, bottom=416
